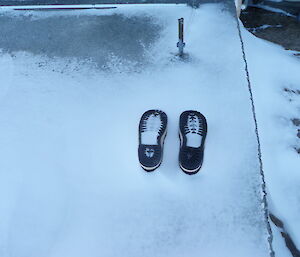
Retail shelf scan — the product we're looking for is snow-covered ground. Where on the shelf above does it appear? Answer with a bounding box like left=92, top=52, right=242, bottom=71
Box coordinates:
left=242, top=24, right=300, bottom=256
left=0, top=3, right=298, bottom=257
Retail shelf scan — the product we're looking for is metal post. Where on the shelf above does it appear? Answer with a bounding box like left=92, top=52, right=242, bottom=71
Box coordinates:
left=177, top=18, right=185, bottom=57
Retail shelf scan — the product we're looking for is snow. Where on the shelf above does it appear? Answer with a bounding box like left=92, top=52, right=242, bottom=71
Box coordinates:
left=142, top=132, right=160, bottom=145
left=248, top=24, right=283, bottom=33
left=141, top=113, right=163, bottom=145
left=241, top=24, right=300, bottom=254
left=186, top=114, right=202, bottom=148
left=271, top=222, right=294, bottom=257
left=1, top=2, right=297, bottom=257
left=186, top=134, right=202, bottom=147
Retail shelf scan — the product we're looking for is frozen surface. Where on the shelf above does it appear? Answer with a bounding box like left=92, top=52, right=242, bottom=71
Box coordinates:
left=241, top=25, right=300, bottom=254
left=0, top=4, right=271, bottom=257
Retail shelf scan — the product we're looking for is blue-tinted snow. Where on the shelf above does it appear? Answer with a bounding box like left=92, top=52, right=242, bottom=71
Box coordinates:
left=0, top=4, right=275, bottom=257
left=241, top=24, right=300, bottom=255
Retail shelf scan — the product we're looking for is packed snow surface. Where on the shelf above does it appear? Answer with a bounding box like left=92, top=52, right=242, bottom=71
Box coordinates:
left=0, top=3, right=274, bottom=257
left=186, top=114, right=202, bottom=148
left=186, top=134, right=202, bottom=148
left=241, top=24, right=300, bottom=255
left=141, top=113, right=163, bottom=145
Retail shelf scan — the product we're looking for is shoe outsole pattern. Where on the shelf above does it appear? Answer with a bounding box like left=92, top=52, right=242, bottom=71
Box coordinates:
left=138, top=110, right=167, bottom=172
left=178, top=110, right=207, bottom=175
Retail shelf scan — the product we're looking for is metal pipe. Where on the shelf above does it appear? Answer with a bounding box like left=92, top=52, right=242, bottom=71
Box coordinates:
left=177, top=18, right=185, bottom=57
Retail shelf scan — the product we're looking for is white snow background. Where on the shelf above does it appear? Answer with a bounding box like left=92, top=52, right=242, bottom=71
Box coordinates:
left=0, top=3, right=298, bottom=257
left=241, top=24, right=300, bottom=256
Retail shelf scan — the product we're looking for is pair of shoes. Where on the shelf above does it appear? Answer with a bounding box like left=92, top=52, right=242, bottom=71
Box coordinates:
left=138, top=110, right=207, bottom=175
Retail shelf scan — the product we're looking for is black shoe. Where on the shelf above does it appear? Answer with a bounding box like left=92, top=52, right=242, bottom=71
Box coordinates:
left=179, top=110, right=207, bottom=175
left=138, top=110, right=168, bottom=172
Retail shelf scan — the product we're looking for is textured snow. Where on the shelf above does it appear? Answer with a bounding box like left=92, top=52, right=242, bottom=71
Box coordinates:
left=141, top=113, right=162, bottom=145
left=141, top=131, right=159, bottom=145
left=186, top=134, right=202, bottom=147
left=186, top=114, right=202, bottom=148
left=241, top=24, right=300, bottom=255
left=0, top=3, right=280, bottom=257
